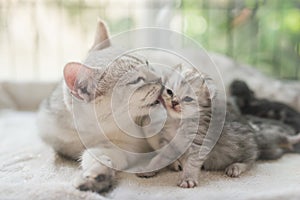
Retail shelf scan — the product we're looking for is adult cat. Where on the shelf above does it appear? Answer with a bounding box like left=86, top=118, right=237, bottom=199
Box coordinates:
left=37, top=20, right=162, bottom=193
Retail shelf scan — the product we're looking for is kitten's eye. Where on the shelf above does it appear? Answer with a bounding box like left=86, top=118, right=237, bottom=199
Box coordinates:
left=182, top=96, right=194, bottom=102
left=166, top=89, right=173, bottom=97
left=128, top=77, right=145, bottom=85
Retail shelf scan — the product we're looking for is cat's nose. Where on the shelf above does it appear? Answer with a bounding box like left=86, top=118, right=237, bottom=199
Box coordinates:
left=171, top=100, right=179, bottom=107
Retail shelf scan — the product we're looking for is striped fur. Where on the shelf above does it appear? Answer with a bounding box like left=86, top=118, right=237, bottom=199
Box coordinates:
left=138, top=66, right=259, bottom=188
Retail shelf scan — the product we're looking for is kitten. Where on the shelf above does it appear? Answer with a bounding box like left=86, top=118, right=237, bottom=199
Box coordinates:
left=137, top=65, right=258, bottom=188
left=37, top=20, right=163, bottom=193
left=229, top=80, right=300, bottom=132
left=247, top=116, right=300, bottom=159
left=138, top=80, right=300, bottom=188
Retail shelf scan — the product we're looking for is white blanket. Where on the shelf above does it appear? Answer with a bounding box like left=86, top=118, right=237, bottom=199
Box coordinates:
left=1, top=110, right=300, bottom=200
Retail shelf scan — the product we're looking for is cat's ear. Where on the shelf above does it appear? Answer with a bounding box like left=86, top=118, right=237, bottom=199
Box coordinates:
left=250, top=89, right=255, bottom=99
left=89, top=19, right=111, bottom=52
left=64, top=62, right=96, bottom=102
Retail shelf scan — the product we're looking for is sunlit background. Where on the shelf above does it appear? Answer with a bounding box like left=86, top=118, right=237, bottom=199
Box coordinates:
left=0, top=0, right=300, bottom=81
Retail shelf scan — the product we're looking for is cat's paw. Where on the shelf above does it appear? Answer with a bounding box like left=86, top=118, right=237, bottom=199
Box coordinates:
left=136, top=171, right=158, bottom=178
left=177, top=168, right=199, bottom=188
left=74, top=164, right=115, bottom=193
left=178, top=172, right=198, bottom=188
left=177, top=178, right=198, bottom=188
left=225, top=163, right=242, bottom=177
left=168, top=160, right=182, bottom=172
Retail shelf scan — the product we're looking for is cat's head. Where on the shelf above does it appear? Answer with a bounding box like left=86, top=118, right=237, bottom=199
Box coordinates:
left=229, top=80, right=254, bottom=108
left=159, top=65, right=214, bottom=119
left=63, top=20, right=163, bottom=117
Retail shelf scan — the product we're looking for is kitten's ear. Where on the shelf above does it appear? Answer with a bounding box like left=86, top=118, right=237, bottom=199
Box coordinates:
left=173, top=64, right=183, bottom=71
left=89, top=19, right=111, bottom=52
left=166, top=64, right=183, bottom=80
left=206, top=82, right=217, bottom=100
left=64, top=62, right=96, bottom=102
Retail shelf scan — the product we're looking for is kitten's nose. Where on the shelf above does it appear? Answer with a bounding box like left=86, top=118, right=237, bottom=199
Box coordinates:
left=171, top=100, right=179, bottom=107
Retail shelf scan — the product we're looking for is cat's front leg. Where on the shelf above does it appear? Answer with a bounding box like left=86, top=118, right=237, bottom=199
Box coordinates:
left=177, top=145, right=204, bottom=188
left=178, top=158, right=201, bottom=188
left=74, top=147, right=128, bottom=193
left=74, top=158, right=115, bottom=193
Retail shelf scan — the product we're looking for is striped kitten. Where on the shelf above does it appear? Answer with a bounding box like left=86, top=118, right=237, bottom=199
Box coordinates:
left=247, top=116, right=300, bottom=159
left=229, top=80, right=300, bottom=132
left=137, top=65, right=258, bottom=188
left=228, top=98, right=300, bottom=158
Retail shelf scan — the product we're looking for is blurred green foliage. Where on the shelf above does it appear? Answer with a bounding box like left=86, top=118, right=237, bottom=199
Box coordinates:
left=182, top=0, right=300, bottom=80
left=1, top=0, right=299, bottom=80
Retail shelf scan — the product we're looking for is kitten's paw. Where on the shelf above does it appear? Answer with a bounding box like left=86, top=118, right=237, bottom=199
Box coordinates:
left=136, top=171, right=157, bottom=178
left=168, top=160, right=182, bottom=172
left=177, top=168, right=199, bottom=188
left=225, top=163, right=242, bottom=177
left=74, top=164, right=115, bottom=193
left=177, top=178, right=198, bottom=188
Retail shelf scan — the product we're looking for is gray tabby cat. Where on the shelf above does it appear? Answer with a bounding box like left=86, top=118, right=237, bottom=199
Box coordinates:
left=37, top=20, right=163, bottom=193
left=228, top=98, right=300, bottom=159
left=137, top=65, right=259, bottom=188
left=247, top=116, right=300, bottom=159
left=137, top=73, right=300, bottom=188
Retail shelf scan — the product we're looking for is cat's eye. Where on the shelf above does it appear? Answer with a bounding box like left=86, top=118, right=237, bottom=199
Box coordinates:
left=166, top=89, right=173, bottom=97
left=182, top=96, right=194, bottom=102
left=128, top=77, right=145, bottom=85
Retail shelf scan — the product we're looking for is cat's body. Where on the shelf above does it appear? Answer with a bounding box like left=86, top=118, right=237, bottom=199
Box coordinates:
left=229, top=80, right=300, bottom=157
left=247, top=116, right=300, bottom=159
left=140, top=111, right=258, bottom=176
left=38, top=21, right=163, bottom=193
left=137, top=67, right=300, bottom=188
left=230, top=80, right=300, bottom=132
left=137, top=66, right=258, bottom=187
left=205, top=103, right=300, bottom=171
left=202, top=113, right=258, bottom=173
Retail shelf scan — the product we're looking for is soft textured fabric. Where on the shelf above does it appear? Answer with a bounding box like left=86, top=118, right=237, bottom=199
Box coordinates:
left=0, top=110, right=300, bottom=200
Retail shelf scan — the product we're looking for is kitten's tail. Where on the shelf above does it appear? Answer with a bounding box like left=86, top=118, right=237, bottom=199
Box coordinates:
left=287, top=133, right=300, bottom=153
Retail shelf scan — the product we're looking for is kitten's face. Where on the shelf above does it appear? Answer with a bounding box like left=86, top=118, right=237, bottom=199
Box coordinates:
left=159, top=68, right=204, bottom=119
left=161, top=87, right=194, bottom=119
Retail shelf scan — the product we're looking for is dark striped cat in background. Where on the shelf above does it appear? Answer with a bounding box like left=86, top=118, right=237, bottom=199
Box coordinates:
left=229, top=79, right=300, bottom=154
left=230, top=80, right=300, bottom=132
